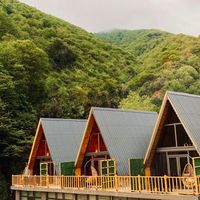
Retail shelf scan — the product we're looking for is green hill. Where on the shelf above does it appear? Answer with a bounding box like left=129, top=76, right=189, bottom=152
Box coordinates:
left=96, top=30, right=200, bottom=111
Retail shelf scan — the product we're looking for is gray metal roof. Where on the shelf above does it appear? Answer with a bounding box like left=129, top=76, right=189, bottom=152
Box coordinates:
left=168, top=91, right=200, bottom=154
left=41, top=118, right=86, bottom=174
left=92, top=107, right=157, bottom=175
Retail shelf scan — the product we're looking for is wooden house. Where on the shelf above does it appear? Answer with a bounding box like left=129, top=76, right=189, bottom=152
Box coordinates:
left=75, top=107, right=157, bottom=176
left=27, top=118, right=86, bottom=175
left=144, top=91, right=200, bottom=177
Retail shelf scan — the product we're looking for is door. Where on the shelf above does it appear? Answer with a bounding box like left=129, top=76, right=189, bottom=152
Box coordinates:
left=169, top=158, right=178, bottom=176
left=167, top=154, right=189, bottom=176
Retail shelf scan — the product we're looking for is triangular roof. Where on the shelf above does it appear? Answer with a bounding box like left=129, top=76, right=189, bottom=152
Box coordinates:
left=28, top=118, right=86, bottom=174
left=144, top=91, right=200, bottom=167
left=75, top=107, right=157, bottom=175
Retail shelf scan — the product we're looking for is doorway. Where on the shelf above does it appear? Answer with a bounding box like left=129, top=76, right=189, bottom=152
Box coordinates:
left=167, top=154, right=189, bottom=176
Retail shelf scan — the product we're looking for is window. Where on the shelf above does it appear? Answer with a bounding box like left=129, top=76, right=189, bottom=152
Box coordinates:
left=40, top=162, right=55, bottom=175
left=99, top=159, right=116, bottom=176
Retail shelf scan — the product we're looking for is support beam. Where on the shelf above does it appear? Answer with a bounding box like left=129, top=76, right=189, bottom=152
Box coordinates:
left=75, top=168, right=81, bottom=176
left=145, top=167, right=151, bottom=176
left=85, top=151, right=109, bottom=157
left=156, top=146, right=195, bottom=153
left=164, top=122, right=182, bottom=126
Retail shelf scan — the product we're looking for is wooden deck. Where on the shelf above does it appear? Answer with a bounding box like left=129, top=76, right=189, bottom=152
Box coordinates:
left=12, top=175, right=200, bottom=196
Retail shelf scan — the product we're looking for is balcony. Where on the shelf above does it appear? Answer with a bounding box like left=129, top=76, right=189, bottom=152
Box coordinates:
left=12, top=175, right=200, bottom=195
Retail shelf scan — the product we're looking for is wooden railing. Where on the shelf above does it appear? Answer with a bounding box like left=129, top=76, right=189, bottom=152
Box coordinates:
left=12, top=175, right=200, bottom=195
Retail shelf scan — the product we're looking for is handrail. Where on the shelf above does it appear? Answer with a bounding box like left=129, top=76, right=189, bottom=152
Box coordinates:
left=12, top=175, right=200, bottom=195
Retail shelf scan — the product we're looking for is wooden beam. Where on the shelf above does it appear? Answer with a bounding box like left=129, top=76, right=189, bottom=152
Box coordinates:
left=85, top=151, right=109, bottom=157
left=156, top=146, right=195, bottom=153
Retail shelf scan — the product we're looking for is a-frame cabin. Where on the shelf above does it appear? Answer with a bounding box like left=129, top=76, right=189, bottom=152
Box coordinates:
left=75, top=107, right=157, bottom=176
left=144, top=91, right=200, bottom=177
left=27, top=118, right=86, bottom=175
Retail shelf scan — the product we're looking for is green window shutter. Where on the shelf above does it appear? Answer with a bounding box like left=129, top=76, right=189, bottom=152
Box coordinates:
left=129, top=159, right=144, bottom=176
left=60, top=162, right=75, bottom=175
left=193, top=158, right=200, bottom=175
left=40, top=163, right=47, bottom=176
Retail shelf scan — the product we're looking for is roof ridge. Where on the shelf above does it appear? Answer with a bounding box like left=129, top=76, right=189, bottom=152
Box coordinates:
left=167, top=91, right=200, bottom=99
left=91, top=107, right=157, bottom=114
left=41, top=118, right=86, bottom=122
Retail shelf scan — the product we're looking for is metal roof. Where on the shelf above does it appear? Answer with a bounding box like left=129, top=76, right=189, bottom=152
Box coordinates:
left=41, top=118, right=86, bottom=174
left=168, top=91, right=200, bottom=154
left=92, top=107, right=157, bottom=175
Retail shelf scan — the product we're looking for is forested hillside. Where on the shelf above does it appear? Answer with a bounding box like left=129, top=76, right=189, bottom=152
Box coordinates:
left=97, top=30, right=200, bottom=110
left=0, top=1, right=137, bottom=199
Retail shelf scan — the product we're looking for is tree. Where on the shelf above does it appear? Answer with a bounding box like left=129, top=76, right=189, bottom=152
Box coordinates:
left=0, top=10, right=19, bottom=39
left=0, top=39, right=49, bottom=107
left=119, top=92, right=157, bottom=111
left=48, top=39, right=76, bottom=70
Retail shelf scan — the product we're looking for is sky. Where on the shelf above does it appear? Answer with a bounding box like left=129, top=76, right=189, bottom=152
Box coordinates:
left=20, top=0, right=200, bottom=36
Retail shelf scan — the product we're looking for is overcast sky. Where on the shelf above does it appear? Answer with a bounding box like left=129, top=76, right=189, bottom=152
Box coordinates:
left=20, top=0, right=200, bottom=36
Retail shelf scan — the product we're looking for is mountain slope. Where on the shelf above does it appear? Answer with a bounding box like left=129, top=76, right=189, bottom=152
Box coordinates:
left=96, top=29, right=172, bottom=57
left=97, top=30, right=200, bottom=111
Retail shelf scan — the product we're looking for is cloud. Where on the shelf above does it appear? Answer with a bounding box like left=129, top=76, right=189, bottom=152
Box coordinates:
left=20, top=0, right=200, bottom=36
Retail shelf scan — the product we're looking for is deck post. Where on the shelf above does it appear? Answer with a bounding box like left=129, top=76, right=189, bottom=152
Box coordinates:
left=138, top=175, right=141, bottom=192
left=22, top=175, right=24, bottom=186
left=61, top=175, right=64, bottom=189
left=34, top=175, right=36, bottom=187
left=78, top=176, right=80, bottom=190
left=46, top=175, right=49, bottom=188
left=39, top=175, right=42, bottom=187
left=164, top=175, right=168, bottom=193
left=95, top=176, right=98, bottom=190
left=194, top=175, right=198, bottom=195
left=115, top=175, right=118, bottom=192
